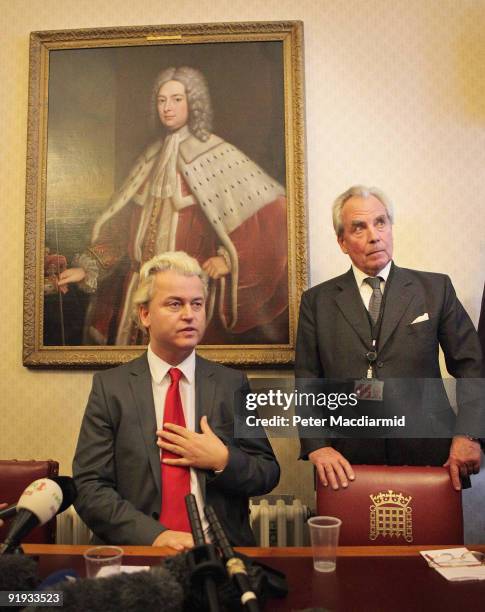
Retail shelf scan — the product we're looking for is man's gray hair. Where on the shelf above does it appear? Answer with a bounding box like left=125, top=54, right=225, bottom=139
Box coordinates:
left=152, top=66, right=213, bottom=141
left=133, top=252, right=209, bottom=323
left=332, top=185, right=394, bottom=237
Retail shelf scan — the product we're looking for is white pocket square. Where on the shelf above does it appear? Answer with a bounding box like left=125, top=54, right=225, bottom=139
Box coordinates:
left=411, top=313, right=429, bottom=324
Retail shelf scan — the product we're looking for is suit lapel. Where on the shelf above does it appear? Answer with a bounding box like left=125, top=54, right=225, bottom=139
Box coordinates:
left=195, top=356, right=217, bottom=429
left=334, top=269, right=373, bottom=347
left=194, top=356, right=217, bottom=499
left=128, top=353, right=161, bottom=494
left=379, top=265, right=415, bottom=352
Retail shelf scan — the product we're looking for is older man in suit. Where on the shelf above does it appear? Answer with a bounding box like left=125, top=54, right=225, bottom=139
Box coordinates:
left=296, top=185, right=483, bottom=492
left=73, top=251, right=279, bottom=550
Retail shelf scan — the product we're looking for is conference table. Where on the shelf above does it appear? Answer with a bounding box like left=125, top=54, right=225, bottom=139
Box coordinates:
left=23, top=543, right=485, bottom=611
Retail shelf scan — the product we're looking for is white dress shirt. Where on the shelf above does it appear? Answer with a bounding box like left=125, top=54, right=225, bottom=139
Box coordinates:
left=147, top=345, right=208, bottom=533
left=352, top=260, right=392, bottom=311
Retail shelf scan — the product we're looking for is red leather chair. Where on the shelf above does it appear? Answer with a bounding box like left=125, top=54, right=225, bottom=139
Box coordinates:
left=316, top=465, right=463, bottom=545
left=0, top=459, right=59, bottom=544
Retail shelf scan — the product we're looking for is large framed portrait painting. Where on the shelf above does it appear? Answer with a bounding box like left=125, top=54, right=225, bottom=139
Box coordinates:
left=23, top=21, right=306, bottom=367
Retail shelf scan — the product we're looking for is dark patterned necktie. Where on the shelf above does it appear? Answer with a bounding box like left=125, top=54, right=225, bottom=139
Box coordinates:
left=159, top=367, right=191, bottom=532
left=364, top=276, right=383, bottom=324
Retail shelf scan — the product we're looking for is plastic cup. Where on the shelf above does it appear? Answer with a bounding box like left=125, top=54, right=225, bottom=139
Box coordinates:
left=83, top=545, right=123, bottom=578
left=308, top=516, right=342, bottom=572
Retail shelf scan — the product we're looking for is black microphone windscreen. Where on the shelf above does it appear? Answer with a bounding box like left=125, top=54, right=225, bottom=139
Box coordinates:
left=162, top=552, right=191, bottom=591
left=0, top=555, right=39, bottom=591
left=163, top=551, right=259, bottom=611
left=27, top=566, right=184, bottom=612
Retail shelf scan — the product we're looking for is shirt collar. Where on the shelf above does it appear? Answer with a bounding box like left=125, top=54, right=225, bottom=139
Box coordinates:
left=147, top=345, right=196, bottom=384
left=352, top=260, right=392, bottom=288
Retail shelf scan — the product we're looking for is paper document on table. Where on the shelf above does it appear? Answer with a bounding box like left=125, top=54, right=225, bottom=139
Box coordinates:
left=420, top=548, right=485, bottom=582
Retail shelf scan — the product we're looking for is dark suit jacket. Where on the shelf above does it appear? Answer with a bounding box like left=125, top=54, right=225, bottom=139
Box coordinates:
left=72, top=353, right=280, bottom=546
left=295, top=264, right=484, bottom=465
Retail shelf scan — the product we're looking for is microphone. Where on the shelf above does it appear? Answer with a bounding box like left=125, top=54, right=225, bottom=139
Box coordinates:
left=185, top=493, right=205, bottom=546
left=28, top=567, right=184, bottom=612
left=0, top=555, right=39, bottom=611
left=185, top=494, right=225, bottom=612
left=1, top=477, right=77, bottom=555
left=0, top=476, right=77, bottom=521
left=0, top=555, right=39, bottom=590
left=205, top=505, right=259, bottom=612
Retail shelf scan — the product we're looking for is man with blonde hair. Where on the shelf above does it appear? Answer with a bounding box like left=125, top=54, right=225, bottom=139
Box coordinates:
left=73, top=251, right=279, bottom=549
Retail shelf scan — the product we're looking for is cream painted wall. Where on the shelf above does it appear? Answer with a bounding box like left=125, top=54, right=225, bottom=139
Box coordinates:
left=1, top=1, right=484, bottom=518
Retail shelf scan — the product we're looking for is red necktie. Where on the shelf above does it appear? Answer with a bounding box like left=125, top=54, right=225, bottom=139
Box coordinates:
left=159, top=367, right=191, bottom=531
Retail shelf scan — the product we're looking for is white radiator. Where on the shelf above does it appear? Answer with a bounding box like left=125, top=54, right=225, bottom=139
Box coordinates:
left=57, top=499, right=310, bottom=547
left=56, top=507, right=92, bottom=545
left=250, top=497, right=310, bottom=547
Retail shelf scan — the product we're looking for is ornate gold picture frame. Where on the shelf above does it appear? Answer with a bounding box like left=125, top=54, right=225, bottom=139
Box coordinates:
left=23, top=21, right=306, bottom=367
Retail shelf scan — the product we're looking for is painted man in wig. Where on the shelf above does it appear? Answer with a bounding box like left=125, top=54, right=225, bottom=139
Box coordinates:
left=59, top=66, right=288, bottom=346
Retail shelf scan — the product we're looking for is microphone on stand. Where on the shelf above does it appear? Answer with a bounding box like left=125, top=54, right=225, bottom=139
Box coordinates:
left=184, top=494, right=225, bottom=612
left=205, top=505, right=260, bottom=612
left=1, top=477, right=77, bottom=555
left=185, top=493, right=206, bottom=547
